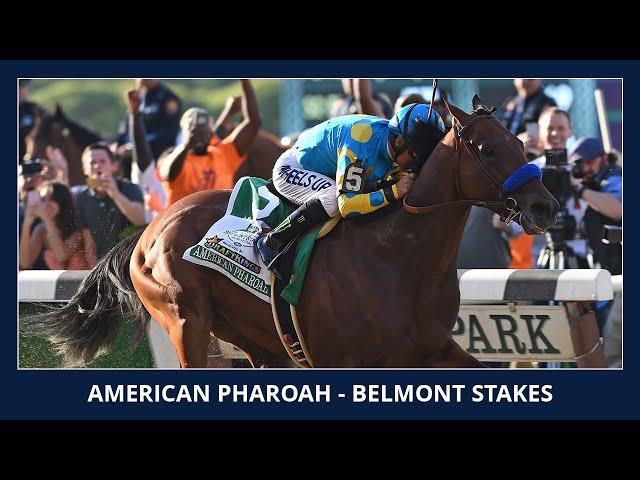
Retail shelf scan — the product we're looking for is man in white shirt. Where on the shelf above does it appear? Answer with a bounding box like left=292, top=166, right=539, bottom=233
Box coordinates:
left=517, top=107, right=589, bottom=266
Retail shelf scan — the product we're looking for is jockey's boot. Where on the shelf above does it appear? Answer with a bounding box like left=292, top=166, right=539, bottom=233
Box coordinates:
left=256, top=198, right=331, bottom=280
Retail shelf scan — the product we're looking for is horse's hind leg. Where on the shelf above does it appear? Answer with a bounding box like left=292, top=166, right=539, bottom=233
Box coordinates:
left=243, top=343, right=293, bottom=368
left=212, top=329, right=293, bottom=368
left=163, top=305, right=212, bottom=368
left=425, top=337, right=487, bottom=368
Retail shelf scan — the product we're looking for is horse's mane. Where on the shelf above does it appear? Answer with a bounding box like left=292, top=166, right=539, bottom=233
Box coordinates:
left=58, top=115, right=103, bottom=147
left=29, top=111, right=103, bottom=148
left=470, top=106, right=497, bottom=117
left=29, top=115, right=54, bottom=142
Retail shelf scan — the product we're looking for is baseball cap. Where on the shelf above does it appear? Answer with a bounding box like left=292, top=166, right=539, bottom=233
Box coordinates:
left=569, top=137, right=605, bottom=163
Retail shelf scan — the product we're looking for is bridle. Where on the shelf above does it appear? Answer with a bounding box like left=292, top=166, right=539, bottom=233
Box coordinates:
left=403, top=113, right=541, bottom=226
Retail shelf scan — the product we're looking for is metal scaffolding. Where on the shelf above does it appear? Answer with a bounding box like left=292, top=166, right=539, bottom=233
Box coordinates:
left=569, top=79, right=599, bottom=139
left=279, top=80, right=305, bottom=137
left=451, top=79, right=480, bottom=111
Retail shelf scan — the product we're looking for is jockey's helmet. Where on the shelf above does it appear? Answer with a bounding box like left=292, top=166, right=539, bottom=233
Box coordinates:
left=388, top=103, right=447, bottom=170
left=389, top=103, right=445, bottom=138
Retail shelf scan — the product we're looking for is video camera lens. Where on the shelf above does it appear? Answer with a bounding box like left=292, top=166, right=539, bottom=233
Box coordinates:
left=571, top=159, right=584, bottom=179
left=541, top=149, right=573, bottom=205
left=544, top=148, right=568, bottom=167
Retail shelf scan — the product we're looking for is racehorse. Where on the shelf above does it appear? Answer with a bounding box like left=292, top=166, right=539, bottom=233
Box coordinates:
left=25, top=104, right=103, bottom=186
left=25, top=105, right=286, bottom=188
left=22, top=96, right=559, bottom=368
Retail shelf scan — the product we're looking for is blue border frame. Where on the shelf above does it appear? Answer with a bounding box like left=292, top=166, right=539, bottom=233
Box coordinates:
left=5, top=60, right=636, bottom=420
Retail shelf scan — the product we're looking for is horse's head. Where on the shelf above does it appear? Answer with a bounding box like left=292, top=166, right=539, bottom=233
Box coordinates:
left=25, top=103, right=103, bottom=162
left=443, top=94, right=558, bottom=234
left=24, top=104, right=69, bottom=161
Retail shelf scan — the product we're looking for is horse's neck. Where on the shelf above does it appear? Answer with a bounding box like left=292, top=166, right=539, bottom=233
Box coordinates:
left=64, top=118, right=102, bottom=147
left=387, top=135, right=472, bottom=274
left=410, top=134, right=459, bottom=205
left=60, top=118, right=101, bottom=186
left=62, top=133, right=85, bottom=187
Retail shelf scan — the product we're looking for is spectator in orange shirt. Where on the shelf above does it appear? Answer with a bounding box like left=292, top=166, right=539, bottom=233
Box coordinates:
left=157, top=79, right=262, bottom=206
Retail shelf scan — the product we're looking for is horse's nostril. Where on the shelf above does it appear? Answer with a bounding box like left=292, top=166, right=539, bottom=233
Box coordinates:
left=530, top=201, right=552, bottom=221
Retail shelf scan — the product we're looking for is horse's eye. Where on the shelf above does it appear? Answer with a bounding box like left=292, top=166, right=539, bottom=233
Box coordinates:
left=482, top=145, right=494, bottom=156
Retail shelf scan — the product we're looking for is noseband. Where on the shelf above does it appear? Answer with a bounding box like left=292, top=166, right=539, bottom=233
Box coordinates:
left=403, top=114, right=541, bottom=225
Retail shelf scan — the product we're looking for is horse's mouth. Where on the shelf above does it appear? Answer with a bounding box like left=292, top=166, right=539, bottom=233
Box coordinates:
left=520, top=211, right=546, bottom=235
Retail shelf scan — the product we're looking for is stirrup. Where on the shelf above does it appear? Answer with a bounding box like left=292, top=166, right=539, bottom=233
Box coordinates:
left=266, top=238, right=296, bottom=280
left=256, top=234, right=279, bottom=264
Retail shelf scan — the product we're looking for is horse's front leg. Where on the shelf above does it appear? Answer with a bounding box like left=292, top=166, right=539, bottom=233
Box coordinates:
left=422, top=336, right=487, bottom=368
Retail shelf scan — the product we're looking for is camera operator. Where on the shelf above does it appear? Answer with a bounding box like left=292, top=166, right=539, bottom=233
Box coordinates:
left=509, top=108, right=588, bottom=268
left=568, top=137, right=622, bottom=274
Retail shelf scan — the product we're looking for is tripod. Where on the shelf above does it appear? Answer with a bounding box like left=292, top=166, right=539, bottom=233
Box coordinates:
left=536, top=234, right=580, bottom=269
left=536, top=210, right=579, bottom=369
left=536, top=209, right=579, bottom=269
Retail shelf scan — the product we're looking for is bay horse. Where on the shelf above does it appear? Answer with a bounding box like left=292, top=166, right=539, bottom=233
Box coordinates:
left=24, top=104, right=103, bottom=186
left=22, top=96, right=558, bottom=368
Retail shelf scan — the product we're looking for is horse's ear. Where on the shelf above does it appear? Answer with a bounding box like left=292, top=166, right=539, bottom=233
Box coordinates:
left=472, top=94, right=497, bottom=114
left=442, top=96, right=472, bottom=127
left=54, top=103, right=65, bottom=119
left=471, top=94, right=484, bottom=111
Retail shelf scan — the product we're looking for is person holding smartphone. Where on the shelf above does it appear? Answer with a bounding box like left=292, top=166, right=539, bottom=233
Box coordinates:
left=18, top=160, right=51, bottom=268
left=74, top=143, right=145, bottom=262
left=519, top=122, right=541, bottom=160
left=20, top=182, right=88, bottom=270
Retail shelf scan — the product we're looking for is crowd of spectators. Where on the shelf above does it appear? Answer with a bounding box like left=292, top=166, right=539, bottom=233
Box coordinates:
left=18, top=78, right=622, bottom=365
left=18, top=78, right=622, bottom=275
left=19, top=78, right=261, bottom=270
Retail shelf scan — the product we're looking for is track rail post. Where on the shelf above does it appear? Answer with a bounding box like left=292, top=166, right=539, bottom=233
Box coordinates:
left=565, top=301, right=606, bottom=368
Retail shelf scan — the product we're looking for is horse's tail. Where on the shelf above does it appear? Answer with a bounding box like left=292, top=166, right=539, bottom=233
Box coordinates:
left=21, top=230, right=149, bottom=367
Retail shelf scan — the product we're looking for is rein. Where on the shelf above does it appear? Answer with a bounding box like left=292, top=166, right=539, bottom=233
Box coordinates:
left=403, top=114, right=540, bottom=225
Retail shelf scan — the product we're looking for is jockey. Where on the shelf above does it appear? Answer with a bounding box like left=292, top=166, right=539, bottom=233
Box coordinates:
left=256, top=103, right=447, bottom=278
